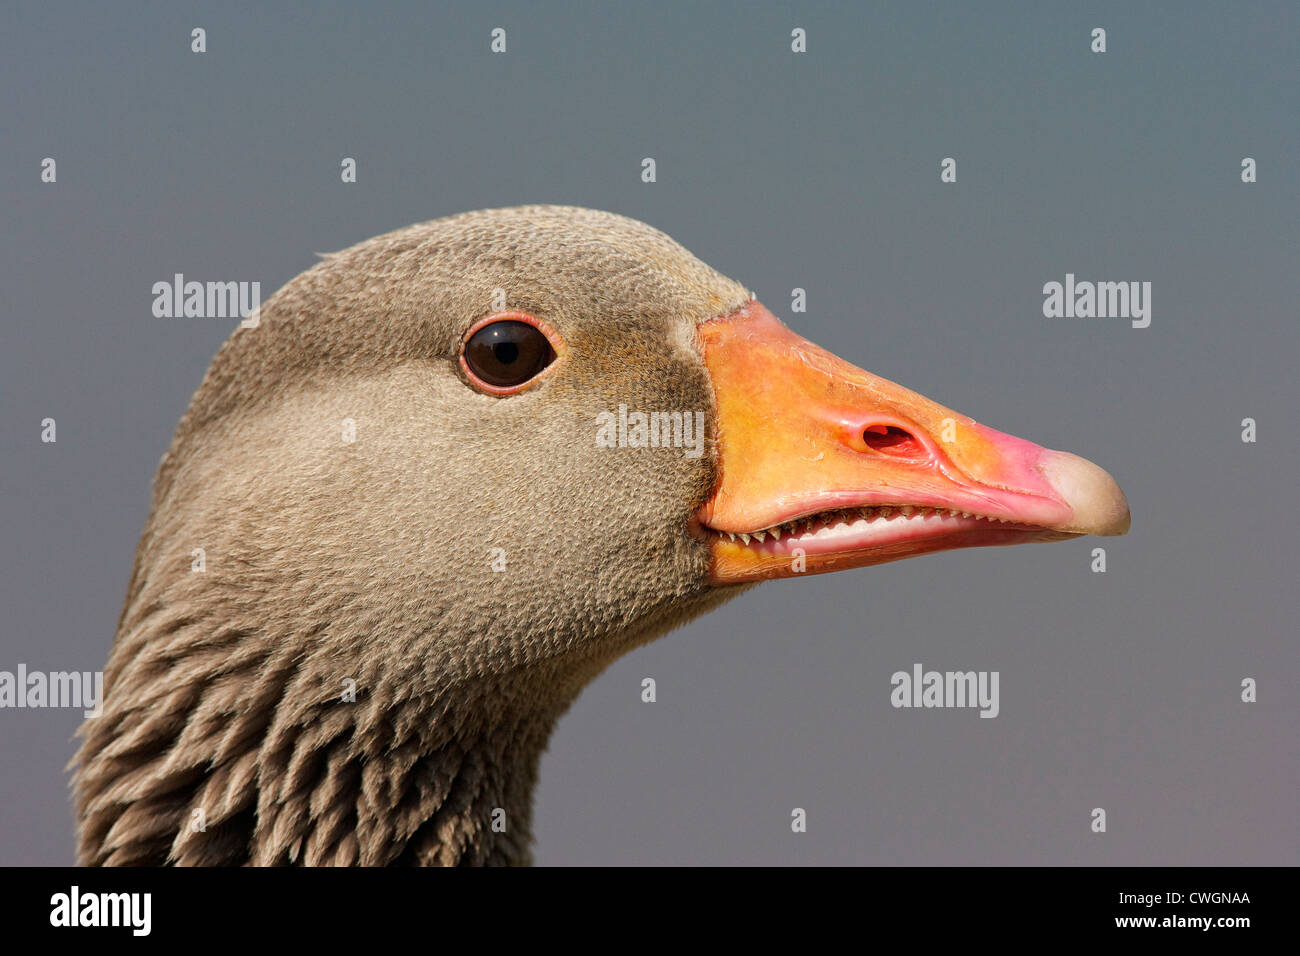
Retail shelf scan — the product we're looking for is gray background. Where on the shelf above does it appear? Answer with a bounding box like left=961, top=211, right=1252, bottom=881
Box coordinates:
left=2, top=1, right=1296, bottom=865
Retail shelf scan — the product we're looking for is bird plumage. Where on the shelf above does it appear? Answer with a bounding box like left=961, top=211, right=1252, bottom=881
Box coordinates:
left=72, top=204, right=1128, bottom=866
left=74, top=206, right=750, bottom=865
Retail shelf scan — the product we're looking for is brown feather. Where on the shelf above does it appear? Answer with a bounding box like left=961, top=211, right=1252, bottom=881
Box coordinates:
left=73, top=206, right=752, bottom=865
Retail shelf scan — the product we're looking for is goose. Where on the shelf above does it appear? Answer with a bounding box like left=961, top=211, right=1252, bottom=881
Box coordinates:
left=73, top=205, right=1129, bottom=866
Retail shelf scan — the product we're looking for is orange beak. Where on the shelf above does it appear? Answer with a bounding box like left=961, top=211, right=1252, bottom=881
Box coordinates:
left=698, top=301, right=1130, bottom=584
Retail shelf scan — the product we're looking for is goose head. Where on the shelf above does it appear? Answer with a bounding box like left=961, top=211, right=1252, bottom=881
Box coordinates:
left=74, top=205, right=1128, bottom=866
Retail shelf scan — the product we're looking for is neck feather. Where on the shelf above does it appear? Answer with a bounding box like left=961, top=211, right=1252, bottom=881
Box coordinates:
left=74, top=599, right=597, bottom=866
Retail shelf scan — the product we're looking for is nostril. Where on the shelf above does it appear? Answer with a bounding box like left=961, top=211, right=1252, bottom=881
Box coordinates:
left=862, top=424, right=926, bottom=458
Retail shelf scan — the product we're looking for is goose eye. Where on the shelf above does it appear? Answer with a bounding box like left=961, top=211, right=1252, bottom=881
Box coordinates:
left=462, top=318, right=558, bottom=391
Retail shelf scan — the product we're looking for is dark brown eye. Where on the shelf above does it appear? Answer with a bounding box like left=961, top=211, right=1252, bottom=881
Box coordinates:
left=462, top=318, right=558, bottom=392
